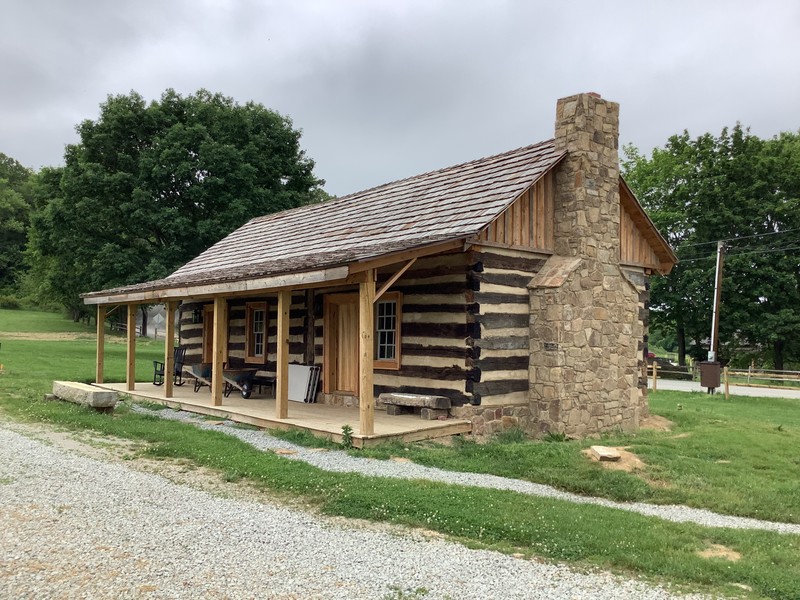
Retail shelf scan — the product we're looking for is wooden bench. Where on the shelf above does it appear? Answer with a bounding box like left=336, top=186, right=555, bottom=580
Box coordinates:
left=378, top=393, right=451, bottom=420
left=52, top=381, right=118, bottom=412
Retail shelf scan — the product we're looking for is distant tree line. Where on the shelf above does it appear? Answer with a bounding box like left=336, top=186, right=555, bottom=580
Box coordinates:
left=623, top=125, right=800, bottom=370
left=1, top=89, right=329, bottom=330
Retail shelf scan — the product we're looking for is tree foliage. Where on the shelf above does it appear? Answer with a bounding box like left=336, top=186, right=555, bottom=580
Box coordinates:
left=29, top=89, right=325, bottom=317
left=0, top=153, right=34, bottom=290
left=623, top=126, right=800, bottom=369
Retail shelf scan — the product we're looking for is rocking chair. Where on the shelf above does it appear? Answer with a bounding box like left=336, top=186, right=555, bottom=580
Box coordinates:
left=153, top=346, right=187, bottom=386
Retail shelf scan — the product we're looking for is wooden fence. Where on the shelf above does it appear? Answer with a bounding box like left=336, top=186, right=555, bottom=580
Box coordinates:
left=646, top=362, right=800, bottom=400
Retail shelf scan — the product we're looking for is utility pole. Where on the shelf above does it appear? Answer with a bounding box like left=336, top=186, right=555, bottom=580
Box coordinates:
left=708, top=241, right=725, bottom=362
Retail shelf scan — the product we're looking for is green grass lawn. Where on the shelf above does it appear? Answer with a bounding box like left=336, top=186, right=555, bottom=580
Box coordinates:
left=0, top=308, right=98, bottom=333
left=2, top=308, right=800, bottom=598
left=350, top=391, right=800, bottom=525
left=0, top=309, right=164, bottom=390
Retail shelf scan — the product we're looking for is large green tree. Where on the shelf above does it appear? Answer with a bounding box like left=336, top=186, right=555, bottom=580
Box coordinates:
left=0, top=153, right=34, bottom=291
left=623, top=126, right=800, bottom=369
left=30, top=89, right=325, bottom=321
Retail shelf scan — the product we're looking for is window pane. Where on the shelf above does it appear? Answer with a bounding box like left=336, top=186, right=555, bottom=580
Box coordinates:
left=376, top=300, right=397, bottom=361
left=248, top=305, right=267, bottom=359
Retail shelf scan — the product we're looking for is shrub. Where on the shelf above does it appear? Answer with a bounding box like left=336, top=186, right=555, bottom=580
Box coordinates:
left=0, top=295, right=21, bottom=310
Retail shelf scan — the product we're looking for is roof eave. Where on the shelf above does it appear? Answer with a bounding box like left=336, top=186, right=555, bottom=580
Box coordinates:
left=82, top=266, right=352, bottom=305
left=82, top=236, right=472, bottom=306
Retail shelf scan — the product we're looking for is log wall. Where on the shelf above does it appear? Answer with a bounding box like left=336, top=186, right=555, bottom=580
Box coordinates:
left=372, top=253, right=474, bottom=406
left=468, top=246, right=547, bottom=406
left=177, top=247, right=549, bottom=410
left=180, top=294, right=308, bottom=372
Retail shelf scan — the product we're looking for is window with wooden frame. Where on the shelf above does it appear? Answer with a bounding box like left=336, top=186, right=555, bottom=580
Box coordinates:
left=245, top=302, right=268, bottom=364
left=375, top=292, right=402, bottom=370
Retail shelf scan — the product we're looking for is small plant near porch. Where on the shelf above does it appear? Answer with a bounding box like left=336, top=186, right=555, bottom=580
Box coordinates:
left=340, top=424, right=354, bottom=449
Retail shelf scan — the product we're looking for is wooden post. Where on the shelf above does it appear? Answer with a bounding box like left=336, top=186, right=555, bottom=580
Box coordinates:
left=359, top=270, right=376, bottom=435
left=126, top=304, right=136, bottom=391
left=724, top=366, right=730, bottom=400
left=96, top=305, right=106, bottom=384
left=211, top=296, right=227, bottom=406
left=651, top=360, right=658, bottom=392
left=276, top=290, right=291, bottom=419
left=164, top=301, right=176, bottom=398
left=304, top=289, right=315, bottom=365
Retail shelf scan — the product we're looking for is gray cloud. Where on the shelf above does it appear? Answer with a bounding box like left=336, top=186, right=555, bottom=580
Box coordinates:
left=2, top=0, right=798, bottom=195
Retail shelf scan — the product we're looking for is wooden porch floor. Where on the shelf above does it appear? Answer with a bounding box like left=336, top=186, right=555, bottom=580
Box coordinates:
left=95, top=382, right=471, bottom=448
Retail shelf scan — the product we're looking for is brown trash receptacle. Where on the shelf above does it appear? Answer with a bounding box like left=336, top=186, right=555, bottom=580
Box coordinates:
left=699, top=361, right=721, bottom=389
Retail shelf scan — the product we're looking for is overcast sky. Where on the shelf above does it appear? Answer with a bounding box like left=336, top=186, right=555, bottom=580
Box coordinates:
left=2, top=0, right=799, bottom=196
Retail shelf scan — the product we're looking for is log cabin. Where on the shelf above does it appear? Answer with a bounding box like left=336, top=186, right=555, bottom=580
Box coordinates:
left=83, top=92, right=676, bottom=440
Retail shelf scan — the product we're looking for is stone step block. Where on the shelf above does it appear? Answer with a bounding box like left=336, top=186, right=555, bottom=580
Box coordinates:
left=378, top=393, right=451, bottom=410
left=386, top=404, right=415, bottom=416
left=420, top=407, right=449, bottom=420
left=589, top=445, right=621, bottom=462
left=52, top=381, right=118, bottom=411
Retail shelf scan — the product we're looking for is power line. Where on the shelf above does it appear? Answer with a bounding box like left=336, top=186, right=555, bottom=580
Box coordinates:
left=677, top=227, right=800, bottom=249
left=728, top=244, right=800, bottom=258
left=678, top=243, right=800, bottom=263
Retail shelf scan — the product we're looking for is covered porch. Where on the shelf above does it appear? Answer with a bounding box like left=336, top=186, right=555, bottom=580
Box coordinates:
left=85, top=239, right=473, bottom=446
left=95, top=381, right=470, bottom=448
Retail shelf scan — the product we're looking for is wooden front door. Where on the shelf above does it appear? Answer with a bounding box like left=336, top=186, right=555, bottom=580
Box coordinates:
left=323, top=294, right=359, bottom=394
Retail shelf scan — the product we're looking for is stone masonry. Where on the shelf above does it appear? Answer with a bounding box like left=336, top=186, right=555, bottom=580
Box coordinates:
left=527, top=93, right=648, bottom=438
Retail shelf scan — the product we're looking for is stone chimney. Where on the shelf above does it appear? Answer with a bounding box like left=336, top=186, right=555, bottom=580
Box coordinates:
left=528, top=93, right=644, bottom=438
left=553, top=93, right=621, bottom=266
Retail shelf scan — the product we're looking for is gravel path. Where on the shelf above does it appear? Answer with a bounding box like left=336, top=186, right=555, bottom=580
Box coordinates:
left=140, top=407, right=800, bottom=535
left=0, top=423, right=706, bottom=600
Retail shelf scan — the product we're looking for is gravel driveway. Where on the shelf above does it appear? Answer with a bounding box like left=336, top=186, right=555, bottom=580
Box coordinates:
left=0, top=422, right=707, bottom=600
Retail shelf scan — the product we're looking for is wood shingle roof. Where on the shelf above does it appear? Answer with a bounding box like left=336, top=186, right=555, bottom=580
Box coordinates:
left=85, top=139, right=565, bottom=299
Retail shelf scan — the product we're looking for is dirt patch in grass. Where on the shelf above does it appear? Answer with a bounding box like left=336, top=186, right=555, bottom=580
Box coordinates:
left=697, top=543, right=742, bottom=562
left=640, top=414, right=674, bottom=431
left=582, top=446, right=645, bottom=472
left=0, top=332, right=94, bottom=341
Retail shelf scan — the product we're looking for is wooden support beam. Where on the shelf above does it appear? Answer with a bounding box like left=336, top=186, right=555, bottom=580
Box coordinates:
left=375, top=258, right=416, bottom=302
left=275, top=290, right=290, bottom=419
left=126, top=304, right=136, bottom=391
left=359, top=269, right=376, bottom=435
left=164, top=301, right=176, bottom=398
left=211, top=296, right=227, bottom=406
left=348, top=239, right=464, bottom=273
left=95, top=305, right=105, bottom=384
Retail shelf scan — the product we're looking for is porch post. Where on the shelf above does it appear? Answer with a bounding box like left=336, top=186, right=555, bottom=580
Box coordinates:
left=95, top=305, right=105, bottom=384
left=211, top=296, right=227, bottom=406
left=275, top=290, right=290, bottom=419
left=164, top=301, right=176, bottom=398
left=359, top=269, right=375, bottom=435
left=126, top=304, right=136, bottom=391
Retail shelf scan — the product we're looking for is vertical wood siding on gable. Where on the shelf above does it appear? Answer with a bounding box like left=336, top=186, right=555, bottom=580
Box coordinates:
left=619, top=202, right=661, bottom=269
left=476, top=171, right=554, bottom=251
